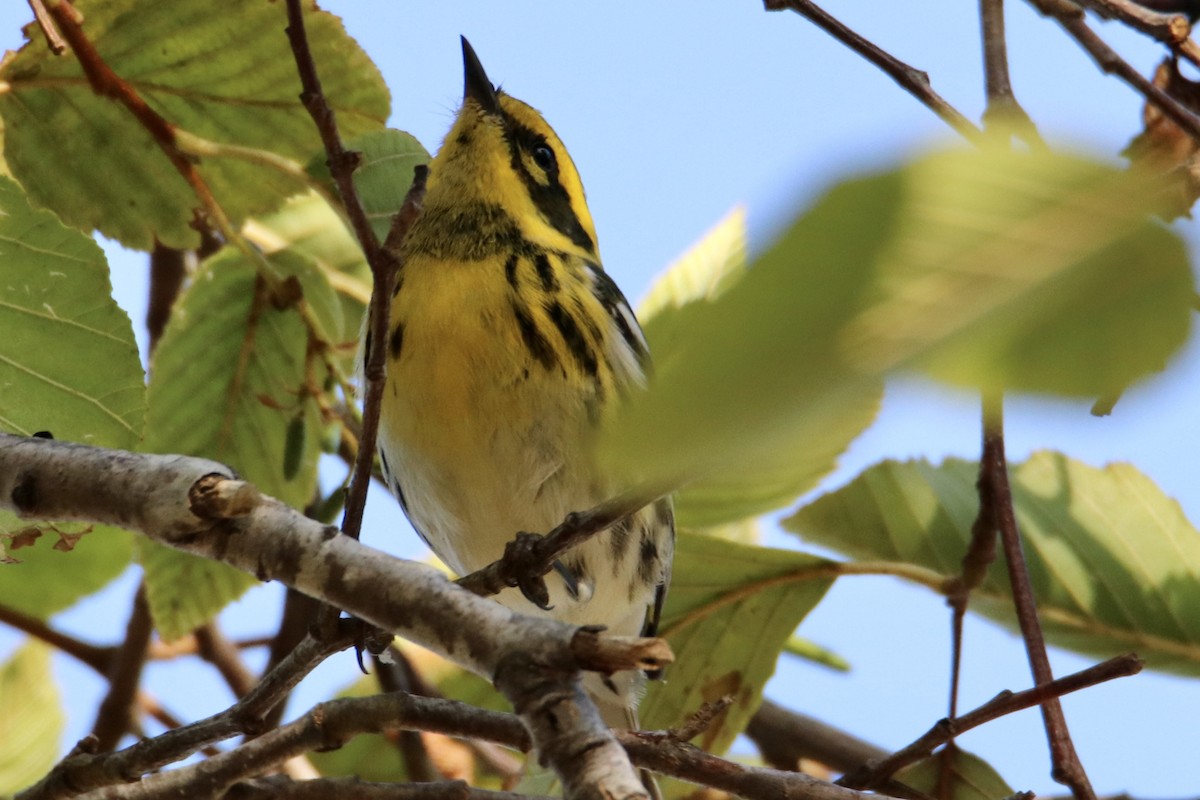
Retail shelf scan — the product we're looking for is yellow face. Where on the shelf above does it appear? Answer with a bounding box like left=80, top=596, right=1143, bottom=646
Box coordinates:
left=424, top=81, right=601, bottom=263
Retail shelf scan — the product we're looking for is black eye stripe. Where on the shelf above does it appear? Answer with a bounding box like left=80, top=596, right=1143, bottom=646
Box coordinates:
left=500, top=112, right=594, bottom=254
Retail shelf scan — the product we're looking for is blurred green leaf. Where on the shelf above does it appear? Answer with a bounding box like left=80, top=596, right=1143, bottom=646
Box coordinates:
left=0, top=0, right=388, bottom=249
left=781, top=635, right=850, bottom=672
left=786, top=452, right=1200, bottom=674
left=0, top=642, right=63, bottom=795
left=139, top=248, right=339, bottom=639
left=849, top=145, right=1192, bottom=395
left=896, top=747, right=1014, bottom=800
left=599, top=146, right=1191, bottom=505
left=631, top=204, right=883, bottom=526
left=640, top=533, right=834, bottom=754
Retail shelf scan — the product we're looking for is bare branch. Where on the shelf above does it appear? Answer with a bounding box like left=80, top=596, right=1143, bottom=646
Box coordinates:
left=90, top=586, right=153, bottom=751
left=1028, top=0, right=1200, bottom=143
left=0, top=603, right=111, bottom=673
left=21, top=625, right=357, bottom=800
left=840, top=653, right=1142, bottom=790
left=764, top=0, right=984, bottom=141
left=747, top=700, right=888, bottom=774
left=457, top=488, right=669, bottom=605
left=26, top=0, right=66, bottom=54
left=223, top=775, right=551, bottom=800
left=0, top=434, right=668, bottom=800
left=146, top=244, right=187, bottom=355
left=975, top=396, right=1096, bottom=800
left=195, top=622, right=258, bottom=699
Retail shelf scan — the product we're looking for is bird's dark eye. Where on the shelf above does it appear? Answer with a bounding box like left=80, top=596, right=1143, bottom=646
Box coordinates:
left=532, top=144, right=556, bottom=171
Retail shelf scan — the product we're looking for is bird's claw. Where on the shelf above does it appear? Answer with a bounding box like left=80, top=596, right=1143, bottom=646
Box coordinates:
left=502, top=532, right=553, bottom=610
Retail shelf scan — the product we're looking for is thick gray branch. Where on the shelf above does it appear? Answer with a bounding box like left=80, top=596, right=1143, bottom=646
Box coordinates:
left=0, top=434, right=666, bottom=800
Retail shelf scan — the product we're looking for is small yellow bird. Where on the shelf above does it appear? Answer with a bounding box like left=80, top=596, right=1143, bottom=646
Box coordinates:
left=376, top=38, right=674, bottom=730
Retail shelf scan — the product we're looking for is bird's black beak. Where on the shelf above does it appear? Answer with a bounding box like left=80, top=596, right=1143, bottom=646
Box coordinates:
left=461, top=36, right=500, bottom=115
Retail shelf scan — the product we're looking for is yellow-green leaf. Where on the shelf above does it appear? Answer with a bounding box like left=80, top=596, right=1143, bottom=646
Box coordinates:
left=0, top=0, right=388, bottom=249
left=0, top=176, right=144, bottom=446
left=786, top=452, right=1200, bottom=674
left=308, top=129, right=431, bottom=244
left=640, top=533, right=834, bottom=754
left=896, top=747, right=1014, bottom=800
left=848, top=145, right=1193, bottom=395
left=0, top=642, right=63, bottom=794
left=631, top=204, right=882, bottom=526
left=598, top=146, right=1191, bottom=508
left=0, top=174, right=139, bottom=611
left=139, top=249, right=339, bottom=639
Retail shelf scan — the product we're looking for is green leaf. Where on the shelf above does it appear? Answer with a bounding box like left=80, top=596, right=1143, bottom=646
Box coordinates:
left=786, top=452, right=1200, bottom=674
left=895, top=747, right=1014, bottom=800
left=614, top=196, right=886, bottom=524
left=781, top=635, right=850, bottom=672
left=0, top=0, right=388, bottom=250
left=244, top=191, right=371, bottom=376
left=139, top=249, right=339, bottom=639
left=0, top=174, right=140, bottom=610
left=597, top=146, right=1191, bottom=503
left=0, top=642, right=64, bottom=794
left=849, top=145, right=1193, bottom=396
left=0, top=176, right=144, bottom=446
left=639, top=533, right=834, bottom=754
left=0, top=522, right=132, bottom=619
left=309, top=129, right=431, bottom=243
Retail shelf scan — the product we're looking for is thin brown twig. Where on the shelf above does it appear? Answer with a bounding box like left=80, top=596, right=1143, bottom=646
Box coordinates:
left=146, top=244, right=187, bottom=354
left=40, top=0, right=238, bottom=241
left=224, top=775, right=552, bottom=800
left=979, top=395, right=1096, bottom=800
left=283, top=0, right=426, bottom=564
left=19, top=624, right=358, bottom=800
left=746, top=699, right=888, bottom=774
left=137, top=693, right=224, bottom=759
left=26, top=0, right=66, bottom=54
left=90, top=585, right=154, bottom=752
left=373, top=652, right=442, bottom=783
left=764, top=0, right=984, bottom=141
left=840, top=653, right=1142, bottom=790
left=0, top=603, right=112, bottom=673
left=195, top=623, right=258, bottom=699
left=1028, top=0, right=1200, bottom=143
left=1075, top=0, right=1195, bottom=49
left=456, top=487, right=669, bottom=605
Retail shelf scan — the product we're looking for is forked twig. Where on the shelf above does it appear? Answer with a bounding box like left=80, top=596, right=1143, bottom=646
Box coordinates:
left=840, top=653, right=1142, bottom=790
left=764, top=0, right=983, bottom=141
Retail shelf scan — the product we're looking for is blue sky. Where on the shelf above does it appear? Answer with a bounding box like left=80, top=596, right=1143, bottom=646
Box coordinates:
left=3, top=2, right=1199, bottom=796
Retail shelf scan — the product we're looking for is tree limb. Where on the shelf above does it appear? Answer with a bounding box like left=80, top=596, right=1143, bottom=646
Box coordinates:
left=0, top=433, right=668, bottom=800
left=763, top=0, right=983, bottom=141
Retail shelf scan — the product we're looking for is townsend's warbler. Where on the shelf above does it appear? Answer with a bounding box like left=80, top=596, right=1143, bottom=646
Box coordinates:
left=376, top=38, right=675, bottom=730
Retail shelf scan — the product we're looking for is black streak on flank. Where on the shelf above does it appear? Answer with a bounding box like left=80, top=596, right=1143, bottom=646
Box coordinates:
left=589, top=266, right=647, bottom=363
left=637, top=533, right=659, bottom=586
left=511, top=301, right=557, bottom=370
left=608, top=517, right=632, bottom=576
left=534, top=252, right=558, bottom=292
left=505, top=253, right=520, bottom=290
left=546, top=301, right=597, bottom=377
left=389, top=321, right=405, bottom=361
